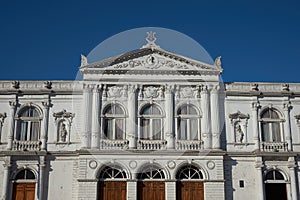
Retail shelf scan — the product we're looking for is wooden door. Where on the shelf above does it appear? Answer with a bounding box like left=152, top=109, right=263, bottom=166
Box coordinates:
left=176, top=181, right=204, bottom=200
left=98, top=181, right=126, bottom=200
left=137, top=181, right=165, bottom=200
left=13, top=183, right=35, bottom=200
left=265, top=183, right=287, bottom=200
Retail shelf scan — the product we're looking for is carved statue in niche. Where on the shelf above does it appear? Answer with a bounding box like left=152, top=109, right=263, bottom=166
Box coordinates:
left=53, top=109, right=75, bottom=144
left=59, top=122, right=68, bottom=142
left=229, top=111, right=249, bottom=144
left=235, top=123, right=244, bottom=143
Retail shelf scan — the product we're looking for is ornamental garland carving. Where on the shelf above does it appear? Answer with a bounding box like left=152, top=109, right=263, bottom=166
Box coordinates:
left=106, top=85, right=128, bottom=98
left=143, top=86, right=163, bottom=99
left=177, top=86, right=200, bottom=99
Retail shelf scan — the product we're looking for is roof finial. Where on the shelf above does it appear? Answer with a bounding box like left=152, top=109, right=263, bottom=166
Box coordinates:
left=80, top=54, right=88, bottom=67
left=142, top=31, right=160, bottom=50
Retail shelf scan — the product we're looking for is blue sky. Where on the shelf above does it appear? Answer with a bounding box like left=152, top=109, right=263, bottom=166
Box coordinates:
left=0, top=0, right=299, bottom=82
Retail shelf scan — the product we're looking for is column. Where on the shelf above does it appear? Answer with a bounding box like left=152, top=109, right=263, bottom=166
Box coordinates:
left=127, top=85, right=137, bottom=149
left=255, top=157, right=265, bottom=200
left=82, top=84, right=92, bottom=148
left=41, top=101, right=50, bottom=150
left=283, top=102, right=292, bottom=151
left=2, top=157, right=11, bottom=200
left=211, top=85, right=221, bottom=149
left=7, top=101, right=17, bottom=150
left=252, top=101, right=260, bottom=151
left=288, top=157, right=298, bottom=200
left=91, top=86, right=101, bottom=149
left=201, top=85, right=211, bottom=149
left=39, top=156, right=46, bottom=200
left=165, top=85, right=174, bottom=149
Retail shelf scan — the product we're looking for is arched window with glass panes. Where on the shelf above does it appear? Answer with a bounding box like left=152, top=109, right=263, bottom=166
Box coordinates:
left=176, top=104, right=201, bottom=140
left=98, top=165, right=127, bottom=180
left=260, top=108, right=284, bottom=142
left=176, top=164, right=204, bottom=180
left=102, top=104, right=126, bottom=140
left=15, top=106, right=42, bottom=141
left=137, top=165, right=165, bottom=180
left=139, top=104, right=163, bottom=140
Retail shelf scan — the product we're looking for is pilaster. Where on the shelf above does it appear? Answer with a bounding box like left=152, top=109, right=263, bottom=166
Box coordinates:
left=7, top=100, right=17, bottom=150
left=82, top=84, right=92, bottom=149
left=283, top=102, right=292, bottom=151
left=201, top=85, right=211, bottom=149
left=211, top=85, right=221, bottom=149
left=165, top=85, right=174, bottom=149
left=91, top=85, right=101, bottom=149
left=127, top=85, right=137, bottom=149
left=41, top=101, right=50, bottom=150
left=251, top=100, right=260, bottom=151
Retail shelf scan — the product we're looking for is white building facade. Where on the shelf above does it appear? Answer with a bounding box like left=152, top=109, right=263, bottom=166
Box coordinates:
left=0, top=37, right=299, bottom=200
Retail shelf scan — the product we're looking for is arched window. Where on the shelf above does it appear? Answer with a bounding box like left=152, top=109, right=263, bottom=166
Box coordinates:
left=137, top=165, right=165, bottom=180
left=140, top=104, right=163, bottom=140
left=98, top=165, right=127, bottom=180
left=260, top=108, right=283, bottom=142
left=16, top=106, right=42, bottom=141
left=15, top=169, right=36, bottom=180
left=176, top=165, right=204, bottom=180
left=176, top=105, right=200, bottom=140
left=265, top=170, right=285, bottom=181
left=103, top=104, right=126, bottom=140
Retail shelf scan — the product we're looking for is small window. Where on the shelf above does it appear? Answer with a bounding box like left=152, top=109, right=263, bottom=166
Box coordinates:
left=239, top=180, right=244, bottom=188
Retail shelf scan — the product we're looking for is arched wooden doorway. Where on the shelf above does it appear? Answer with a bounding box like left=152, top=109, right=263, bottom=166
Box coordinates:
left=97, top=165, right=127, bottom=200
left=176, top=164, right=204, bottom=200
left=137, top=165, right=165, bottom=200
left=264, top=170, right=287, bottom=200
left=12, top=169, right=36, bottom=200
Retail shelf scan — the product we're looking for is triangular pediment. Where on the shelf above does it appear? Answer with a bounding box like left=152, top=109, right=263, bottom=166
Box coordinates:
left=80, top=47, right=222, bottom=75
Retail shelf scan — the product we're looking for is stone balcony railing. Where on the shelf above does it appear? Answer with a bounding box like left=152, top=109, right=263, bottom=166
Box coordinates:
left=176, top=140, right=203, bottom=150
left=137, top=139, right=167, bottom=150
left=12, top=140, right=41, bottom=151
left=261, top=142, right=288, bottom=152
left=100, top=139, right=129, bottom=150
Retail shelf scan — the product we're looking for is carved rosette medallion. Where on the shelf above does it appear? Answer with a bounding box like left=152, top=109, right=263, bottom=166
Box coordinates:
left=129, top=161, right=137, bottom=169
left=207, top=161, right=215, bottom=170
left=167, top=160, right=176, bottom=169
left=89, top=160, right=98, bottom=169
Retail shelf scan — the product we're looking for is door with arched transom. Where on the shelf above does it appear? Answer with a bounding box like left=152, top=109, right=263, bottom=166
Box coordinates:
left=97, top=165, right=127, bottom=200
left=265, top=170, right=287, bottom=200
left=176, top=165, right=204, bottom=200
left=12, top=169, right=36, bottom=200
left=137, top=165, right=165, bottom=200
